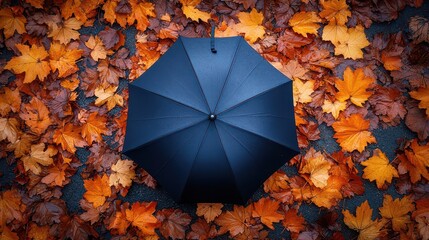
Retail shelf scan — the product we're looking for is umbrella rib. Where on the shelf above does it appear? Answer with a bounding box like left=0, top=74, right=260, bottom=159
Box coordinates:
left=129, top=84, right=207, bottom=115
left=217, top=81, right=289, bottom=116
left=213, top=38, right=242, bottom=113
left=130, top=115, right=201, bottom=121
left=179, top=39, right=211, bottom=114
left=220, top=113, right=289, bottom=118
left=178, top=122, right=211, bottom=201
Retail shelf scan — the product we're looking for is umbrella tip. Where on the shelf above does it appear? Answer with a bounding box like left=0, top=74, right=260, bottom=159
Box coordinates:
left=208, top=114, right=217, bottom=121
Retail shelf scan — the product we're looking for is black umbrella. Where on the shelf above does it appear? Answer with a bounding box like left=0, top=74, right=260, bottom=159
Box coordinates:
left=122, top=34, right=299, bottom=203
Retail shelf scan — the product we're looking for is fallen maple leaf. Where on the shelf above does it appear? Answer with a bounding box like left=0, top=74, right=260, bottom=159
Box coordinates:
left=263, top=170, right=289, bottom=193
left=5, top=44, right=51, bottom=83
left=127, top=0, right=155, bottom=32
left=49, top=42, right=83, bottom=78
left=0, top=189, right=26, bottom=226
left=310, top=175, right=345, bottom=208
left=0, top=226, right=19, bottom=240
left=301, top=154, right=331, bottom=188
left=83, top=174, right=112, bottom=208
left=235, top=9, right=266, bottom=43
left=94, top=86, right=124, bottom=111
left=28, top=222, right=49, bottom=240
left=21, top=143, right=57, bottom=175
left=322, top=99, right=346, bottom=119
left=126, top=201, right=160, bottom=235
left=293, top=78, right=315, bottom=106
left=85, top=35, right=108, bottom=61
left=334, top=25, right=370, bottom=59
left=0, top=87, right=21, bottom=116
left=409, top=16, right=429, bottom=44
left=252, top=197, right=284, bottom=230
left=410, top=87, right=429, bottom=118
left=109, top=159, right=136, bottom=188
left=343, top=200, right=385, bottom=240
left=0, top=7, right=26, bottom=39
left=379, top=195, right=414, bottom=232
left=19, top=97, right=52, bottom=135
left=319, top=0, right=351, bottom=25
left=53, top=122, right=87, bottom=154
left=41, top=163, right=68, bottom=186
left=187, top=218, right=218, bottom=240
left=109, top=207, right=130, bottom=235
left=81, top=112, right=109, bottom=145
left=196, top=203, right=223, bottom=223
left=335, top=67, right=374, bottom=107
left=288, top=11, right=321, bottom=37
left=0, top=117, right=20, bottom=143
left=361, top=149, right=399, bottom=188
left=181, top=0, right=210, bottom=23
left=157, top=208, right=192, bottom=239
left=322, top=23, right=348, bottom=44
left=282, top=208, right=306, bottom=234
left=215, top=205, right=253, bottom=237
left=48, top=17, right=82, bottom=44
left=332, top=114, right=376, bottom=152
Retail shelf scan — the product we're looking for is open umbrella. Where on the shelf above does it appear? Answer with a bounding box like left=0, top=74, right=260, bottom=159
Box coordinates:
left=122, top=35, right=299, bottom=203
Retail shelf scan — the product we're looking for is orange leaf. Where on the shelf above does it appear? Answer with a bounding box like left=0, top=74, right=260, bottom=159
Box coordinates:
left=322, top=99, right=346, bottom=119
left=332, top=114, right=376, bottom=152
left=0, top=189, right=26, bottom=226
left=126, top=201, right=160, bottom=235
left=0, top=7, right=26, bottom=39
left=322, top=23, right=348, bottom=44
left=41, top=163, right=68, bottom=186
left=300, top=154, right=331, bottom=188
left=282, top=209, right=306, bottom=233
left=293, top=78, right=315, bottom=106
left=361, top=149, right=399, bottom=188
left=83, top=174, right=112, bottom=208
left=127, top=0, right=155, bottom=32
left=288, top=11, right=321, bottom=37
left=81, top=112, right=110, bottom=145
left=21, top=143, right=57, bottom=175
left=334, top=25, right=370, bottom=60
left=196, top=203, right=223, bottom=223
left=109, top=159, right=136, bottom=188
left=19, top=97, right=52, bottom=135
left=379, top=195, right=414, bottom=231
left=410, top=87, right=429, bottom=118
left=335, top=67, right=374, bottom=107
left=319, top=0, right=351, bottom=25
left=252, top=197, right=284, bottom=229
left=0, top=117, right=20, bottom=143
left=181, top=1, right=210, bottom=23
left=27, top=222, right=50, bottom=240
left=49, top=42, right=83, bottom=78
left=85, top=36, right=108, bottom=61
left=94, top=86, right=124, bottom=111
left=343, top=200, right=385, bottom=240
left=215, top=205, right=253, bottom=236
left=53, top=123, right=87, bottom=154
left=47, top=18, right=82, bottom=44
left=263, top=170, right=289, bottom=193
left=235, top=9, right=265, bottom=43
left=25, top=0, right=44, bottom=8
left=0, top=87, right=21, bottom=116
left=0, top=226, right=19, bottom=240
left=5, top=44, right=51, bottom=83
left=109, top=208, right=130, bottom=235
left=310, top=175, right=345, bottom=208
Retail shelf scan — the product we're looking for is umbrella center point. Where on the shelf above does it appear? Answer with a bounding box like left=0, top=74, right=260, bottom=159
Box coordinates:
left=208, top=114, right=217, bottom=121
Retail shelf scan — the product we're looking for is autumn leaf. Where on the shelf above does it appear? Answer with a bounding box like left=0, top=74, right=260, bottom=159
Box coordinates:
left=343, top=200, right=385, bottom=240
left=379, top=195, right=414, bottom=231
left=334, top=25, right=370, bottom=60
left=215, top=205, right=253, bottom=236
left=53, top=123, right=87, bottom=154
left=235, top=9, right=265, bottom=43
left=109, top=208, right=130, bottom=235
left=409, top=16, right=429, bottom=44
left=293, top=78, right=315, bottom=106
left=252, top=197, right=284, bottom=229
left=335, top=67, right=374, bottom=107
left=322, top=99, right=346, bottom=119
left=49, top=42, right=82, bottom=78
left=0, top=87, right=21, bottom=116
left=28, top=223, right=50, bottom=240
left=181, top=0, right=210, bottom=23
left=319, top=0, right=351, bottom=25
left=410, top=87, right=429, bottom=118
left=126, top=201, right=160, bottom=235
left=21, top=143, right=57, bottom=175
left=0, top=189, right=25, bottom=226
left=322, top=23, right=348, bottom=44
left=5, top=44, right=51, bottom=83
left=94, top=86, right=124, bottom=111
left=282, top=209, right=306, bottom=234
left=157, top=208, right=191, bottom=239
left=196, top=203, right=223, bottom=223
left=127, top=0, right=155, bottom=32
left=361, top=149, right=399, bottom=188
left=332, top=114, right=376, bottom=152
left=41, top=163, right=68, bottom=186
left=81, top=112, right=109, bottom=145
left=301, top=154, right=331, bottom=188
left=85, top=35, right=108, bottom=61
left=19, top=97, right=52, bottom=135
left=280, top=60, right=308, bottom=80
left=0, top=7, right=26, bottom=39
left=0, top=117, right=20, bottom=143
left=109, top=159, right=136, bottom=188
left=48, top=17, right=82, bottom=44
left=83, top=174, right=112, bottom=208
left=0, top=226, right=19, bottom=240
left=310, top=175, right=345, bottom=208
left=263, top=170, right=289, bottom=193
left=288, top=11, right=321, bottom=37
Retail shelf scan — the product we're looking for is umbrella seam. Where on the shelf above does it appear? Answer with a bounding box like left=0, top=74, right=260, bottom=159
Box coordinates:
left=179, top=38, right=211, bottom=114
left=129, top=84, right=208, bottom=115
left=178, top=122, right=211, bottom=201
left=213, top=38, right=242, bottom=114
left=217, top=81, right=290, bottom=116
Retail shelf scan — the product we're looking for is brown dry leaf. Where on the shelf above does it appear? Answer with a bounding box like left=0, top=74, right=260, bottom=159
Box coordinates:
left=157, top=208, right=192, bottom=239
left=252, top=197, right=284, bottom=229
left=0, top=226, right=19, bottom=240
left=0, top=189, right=26, bottom=226
left=109, top=159, right=136, bottom=188
left=235, top=9, right=266, bottom=43
left=409, top=16, right=429, bottom=44
left=0, top=117, right=20, bottom=143
left=128, top=0, right=156, bottom=32
left=196, top=203, right=223, bottom=223
left=215, top=205, right=253, bottom=237
left=379, top=195, right=414, bottom=232
left=41, top=163, right=68, bottom=186
left=288, top=11, right=321, bottom=37
left=361, top=149, right=399, bottom=189
left=410, top=87, right=429, bottom=118
left=19, top=97, right=52, bottom=135
left=83, top=174, right=112, bottom=208
left=0, top=7, right=26, bottom=39
left=27, top=222, right=50, bottom=240
left=0, top=87, right=21, bottom=116
left=49, top=42, right=83, bottom=78
left=21, top=143, right=57, bottom=175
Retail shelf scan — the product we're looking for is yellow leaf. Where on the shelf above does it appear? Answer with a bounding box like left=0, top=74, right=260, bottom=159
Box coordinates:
left=83, top=174, right=112, bottom=208
left=361, top=149, right=399, bottom=188
left=215, top=20, right=239, bottom=38
left=182, top=5, right=210, bottom=23
left=21, top=143, right=57, bottom=175
left=235, top=9, right=265, bottom=43
left=334, top=25, right=370, bottom=60
left=319, top=0, right=351, bottom=25
left=49, top=43, right=82, bottom=78
left=379, top=195, right=414, bottom=232
left=288, top=11, right=321, bottom=37
left=5, top=44, right=51, bottom=83
left=94, top=86, right=124, bottom=111
left=343, top=200, right=385, bottom=240
left=322, top=99, right=346, bottom=119
left=109, top=159, right=136, bottom=188
left=293, top=78, right=314, bottom=106
left=0, top=7, right=26, bottom=39
left=332, top=114, right=376, bottom=152
left=410, top=87, right=429, bottom=118
left=322, top=23, right=348, bottom=44
left=85, top=35, right=108, bottom=61
left=281, top=60, right=307, bottom=80
left=196, top=203, right=223, bottom=223
left=301, top=154, right=331, bottom=188
left=335, top=67, right=374, bottom=107
left=48, top=18, right=82, bottom=44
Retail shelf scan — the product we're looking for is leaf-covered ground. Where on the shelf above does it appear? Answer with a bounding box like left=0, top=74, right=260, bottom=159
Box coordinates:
left=1, top=0, right=429, bottom=239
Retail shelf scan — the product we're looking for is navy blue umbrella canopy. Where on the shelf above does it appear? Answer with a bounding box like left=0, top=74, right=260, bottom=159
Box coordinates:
left=122, top=36, right=299, bottom=204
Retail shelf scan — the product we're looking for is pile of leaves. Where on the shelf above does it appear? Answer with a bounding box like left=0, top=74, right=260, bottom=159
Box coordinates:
left=1, top=0, right=429, bottom=239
